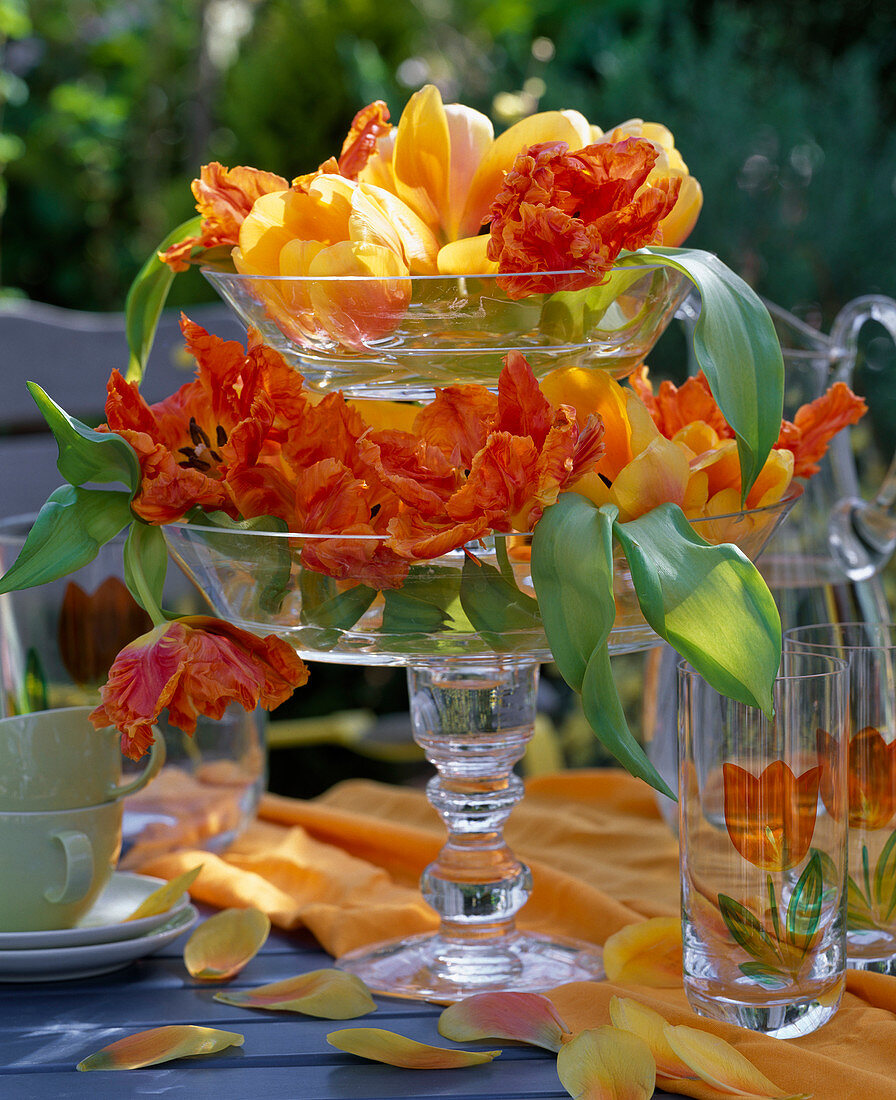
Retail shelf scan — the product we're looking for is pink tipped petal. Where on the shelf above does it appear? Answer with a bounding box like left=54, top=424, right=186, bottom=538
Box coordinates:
left=664, top=1024, right=809, bottom=1099
left=183, top=907, right=271, bottom=981
left=326, top=1028, right=500, bottom=1069
left=214, top=969, right=376, bottom=1019
left=438, top=991, right=571, bottom=1052
left=607, top=997, right=695, bottom=1080
left=557, top=1026, right=656, bottom=1100
left=602, top=917, right=683, bottom=987
left=76, top=1026, right=244, bottom=1071
left=125, top=866, right=203, bottom=922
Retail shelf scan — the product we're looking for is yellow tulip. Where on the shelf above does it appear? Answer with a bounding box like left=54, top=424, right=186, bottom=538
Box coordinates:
left=232, top=172, right=440, bottom=347
left=597, top=119, right=703, bottom=245
left=357, top=83, right=593, bottom=264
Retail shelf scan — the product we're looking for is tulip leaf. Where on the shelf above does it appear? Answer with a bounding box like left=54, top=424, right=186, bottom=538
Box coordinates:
left=26, top=382, right=140, bottom=491
left=612, top=503, right=781, bottom=715
left=874, top=832, right=896, bottom=918
left=530, top=493, right=617, bottom=692
left=784, top=851, right=823, bottom=950
left=539, top=266, right=649, bottom=341
left=618, top=246, right=784, bottom=501
left=299, top=570, right=378, bottom=631
left=0, top=485, right=132, bottom=593
left=125, top=215, right=201, bottom=385
left=123, top=520, right=168, bottom=619
left=460, top=554, right=542, bottom=640
left=717, top=893, right=781, bottom=968
left=531, top=494, right=673, bottom=796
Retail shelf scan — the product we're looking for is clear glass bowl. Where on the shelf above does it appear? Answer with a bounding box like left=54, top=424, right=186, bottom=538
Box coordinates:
left=203, top=265, right=691, bottom=399
left=163, top=493, right=798, bottom=667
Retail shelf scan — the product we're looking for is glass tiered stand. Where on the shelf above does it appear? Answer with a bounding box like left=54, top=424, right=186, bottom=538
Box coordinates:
left=162, top=265, right=789, bottom=1000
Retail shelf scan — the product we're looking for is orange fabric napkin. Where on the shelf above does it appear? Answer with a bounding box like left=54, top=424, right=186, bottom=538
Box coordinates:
left=134, top=769, right=896, bottom=1100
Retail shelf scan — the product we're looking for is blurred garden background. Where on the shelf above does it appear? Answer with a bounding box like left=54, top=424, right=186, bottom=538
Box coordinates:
left=1, top=0, right=895, bottom=792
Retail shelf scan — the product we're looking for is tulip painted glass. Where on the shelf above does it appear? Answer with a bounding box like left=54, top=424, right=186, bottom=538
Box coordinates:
left=786, top=623, right=896, bottom=973
left=678, top=651, right=848, bottom=1037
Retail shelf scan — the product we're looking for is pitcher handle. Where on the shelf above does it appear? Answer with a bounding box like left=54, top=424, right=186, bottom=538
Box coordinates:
left=827, top=295, right=896, bottom=580
left=103, top=727, right=166, bottom=801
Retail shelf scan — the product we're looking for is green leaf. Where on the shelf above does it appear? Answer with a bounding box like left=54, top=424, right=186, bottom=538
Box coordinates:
left=538, top=266, right=649, bottom=341
left=581, top=643, right=674, bottom=797
left=717, top=893, right=782, bottom=967
left=0, top=486, right=132, bottom=593
left=459, top=553, right=541, bottom=639
left=124, top=215, right=201, bottom=385
left=618, top=246, right=785, bottom=501
left=27, top=382, right=140, bottom=490
left=24, top=648, right=48, bottom=713
left=785, top=851, right=823, bottom=950
left=299, top=569, right=377, bottom=631
left=123, top=521, right=168, bottom=620
left=382, top=588, right=451, bottom=633
left=874, top=830, right=896, bottom=921
left=530, top=494, right=617, bottom=692
left=737, top=961, right=789, bottom=988
left=613, top=503, right=781, bottom=715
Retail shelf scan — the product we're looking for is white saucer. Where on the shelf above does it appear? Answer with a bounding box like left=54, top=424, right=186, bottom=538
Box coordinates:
left=0, top=872, right=191, bottom=950
left=0, top=904, right=198, bottom=981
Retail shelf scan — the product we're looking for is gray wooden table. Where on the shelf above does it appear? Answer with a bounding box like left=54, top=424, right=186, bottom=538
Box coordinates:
left=0, top=913, right=685, bottom=1099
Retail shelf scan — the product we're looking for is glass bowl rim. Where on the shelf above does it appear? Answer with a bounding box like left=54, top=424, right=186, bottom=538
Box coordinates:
left=164, top=488, right=802, bottom=543
left=784, top=621, right=896, bottom=652
left=201, top=262, right=679, bottom=285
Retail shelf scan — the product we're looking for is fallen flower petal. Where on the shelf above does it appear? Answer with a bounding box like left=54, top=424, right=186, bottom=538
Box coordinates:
left=326, top=1027, right=500, bottom=1069
left=76, top=1025, right=244, bottom=1071
left=125, top=866, right=202, bottom=922
left=664, top=1023, right=809, bottom=1098
left=183, top=906, right=271, bottom=981
left=602, top=917, right=683, bottom=986
left=557, top=1025, right=655, bottom=1100
left=438, top=991, right=571, bottom=1052
left=214, top=969, right=376, bottom=1019
left=607, top=997, right=695, bottom=1080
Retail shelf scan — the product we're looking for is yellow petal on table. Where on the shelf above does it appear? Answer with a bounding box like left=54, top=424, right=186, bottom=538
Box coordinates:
left=214, top=969, right=376, bottom=1019
left=183, top=906, right=271, bottom=981
left=125, top=865, right=202, bottom=922
left=664, top=1023, right=810, bottom=1099
left=326, top=1027, right=500, bottom=1069
left=348, top=397, right=421, bottom=433
left=607, top=997, right=695, bottom=1080
left=76, top=1025, right=243, bottom=1071
left=602, top=917, right=683, bottom=987
left=438, top=991, right=571, bottom=1052
left=556, top=1025, right=656, bottom=1100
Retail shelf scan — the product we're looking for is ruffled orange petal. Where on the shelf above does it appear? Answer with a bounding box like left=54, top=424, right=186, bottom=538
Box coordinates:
left=338, top=100, right=392, bottom=179
left=780, top=381, right=867, bottom=478
left=89, top=617, right=308, bottom=760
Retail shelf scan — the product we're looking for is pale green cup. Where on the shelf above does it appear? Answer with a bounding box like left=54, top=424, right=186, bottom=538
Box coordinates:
left=0, top=706, right=164, bottom=811
left=0, top=800, right=124, bottom=931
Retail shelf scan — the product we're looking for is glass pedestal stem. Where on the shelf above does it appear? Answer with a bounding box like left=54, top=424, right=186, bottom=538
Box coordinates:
left=336, top=658, right=604, bottom=1000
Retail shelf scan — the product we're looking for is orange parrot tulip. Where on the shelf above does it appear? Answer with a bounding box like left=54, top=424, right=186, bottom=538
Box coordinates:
left=90, top=616, right=308, bottom=761
left=722, top=759, right=821, bottom=872
left=818, top=725, right=896, bottom=830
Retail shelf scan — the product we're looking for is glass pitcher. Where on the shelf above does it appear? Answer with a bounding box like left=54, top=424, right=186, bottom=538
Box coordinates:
left=644, top=294, right=896, bottom=824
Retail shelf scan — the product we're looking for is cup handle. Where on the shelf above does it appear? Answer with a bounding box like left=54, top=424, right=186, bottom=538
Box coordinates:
left=44, top=830, right=94, bottom=904
left=827, top=295, right=896, bottom=579
left=104, top=727, right=166, bottom=801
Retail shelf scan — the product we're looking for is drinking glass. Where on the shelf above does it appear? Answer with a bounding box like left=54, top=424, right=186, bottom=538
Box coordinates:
left=786, top=623, right=896, bottom=973
left=679, top=651, right=848, bottom=1037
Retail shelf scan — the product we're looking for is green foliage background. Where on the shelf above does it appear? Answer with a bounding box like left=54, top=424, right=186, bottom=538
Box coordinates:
left=1, top=0, right=895, bottom=325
